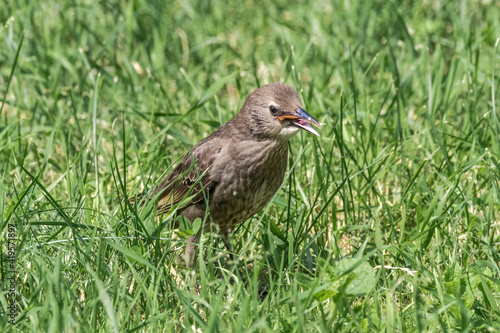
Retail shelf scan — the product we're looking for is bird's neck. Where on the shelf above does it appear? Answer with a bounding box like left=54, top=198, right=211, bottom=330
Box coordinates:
left=233, top=112, right=289, bottom=142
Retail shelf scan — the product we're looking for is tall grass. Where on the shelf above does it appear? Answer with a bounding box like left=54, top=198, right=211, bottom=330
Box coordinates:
left=1, top=0, right=499, bottom=331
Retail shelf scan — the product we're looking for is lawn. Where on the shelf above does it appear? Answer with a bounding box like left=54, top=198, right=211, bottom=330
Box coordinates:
left=1, top=0, right=499, bottom=331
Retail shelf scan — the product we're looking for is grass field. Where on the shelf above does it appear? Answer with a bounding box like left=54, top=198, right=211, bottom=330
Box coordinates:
left=1, top=0, right=500, bottom=331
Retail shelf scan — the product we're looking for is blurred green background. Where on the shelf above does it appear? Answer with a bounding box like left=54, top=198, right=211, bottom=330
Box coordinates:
left=1, top=0, right=499, bottom=331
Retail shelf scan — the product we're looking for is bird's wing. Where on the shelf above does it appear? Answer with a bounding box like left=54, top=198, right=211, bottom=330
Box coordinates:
left=153, top=140, right=224, bottom=215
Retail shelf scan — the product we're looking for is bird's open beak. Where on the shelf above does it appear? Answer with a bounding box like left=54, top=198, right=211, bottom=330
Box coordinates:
left=278, top=107, right=321, bottom=136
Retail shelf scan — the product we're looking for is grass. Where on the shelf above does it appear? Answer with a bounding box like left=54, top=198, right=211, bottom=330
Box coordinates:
left=1, top=0, right=499, bottom=331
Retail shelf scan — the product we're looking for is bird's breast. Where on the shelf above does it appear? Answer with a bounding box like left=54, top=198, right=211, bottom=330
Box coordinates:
left=210, top=140, right=288, bottom=230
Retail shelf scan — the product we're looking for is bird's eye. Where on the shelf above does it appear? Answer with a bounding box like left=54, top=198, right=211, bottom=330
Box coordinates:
left=269, top=105, right=278, bottom=115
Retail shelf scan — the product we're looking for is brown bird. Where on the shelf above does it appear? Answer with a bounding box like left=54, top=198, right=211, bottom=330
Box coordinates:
left=131, top=82, right=320, bottom=265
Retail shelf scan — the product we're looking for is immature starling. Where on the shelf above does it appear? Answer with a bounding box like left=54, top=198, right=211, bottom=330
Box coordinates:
left=132, top=83, right=320, bottom=265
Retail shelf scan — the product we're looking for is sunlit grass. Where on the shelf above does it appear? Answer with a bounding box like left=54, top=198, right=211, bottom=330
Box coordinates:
left=1, top=0, right=499, bottom=331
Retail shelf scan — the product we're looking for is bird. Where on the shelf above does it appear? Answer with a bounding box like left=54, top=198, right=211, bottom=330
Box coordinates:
left=130, top=82, right=320, bottom=265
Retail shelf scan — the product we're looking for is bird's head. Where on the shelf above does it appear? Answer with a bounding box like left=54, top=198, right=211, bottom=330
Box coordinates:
left=239, top=83, right=320, bottom=140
